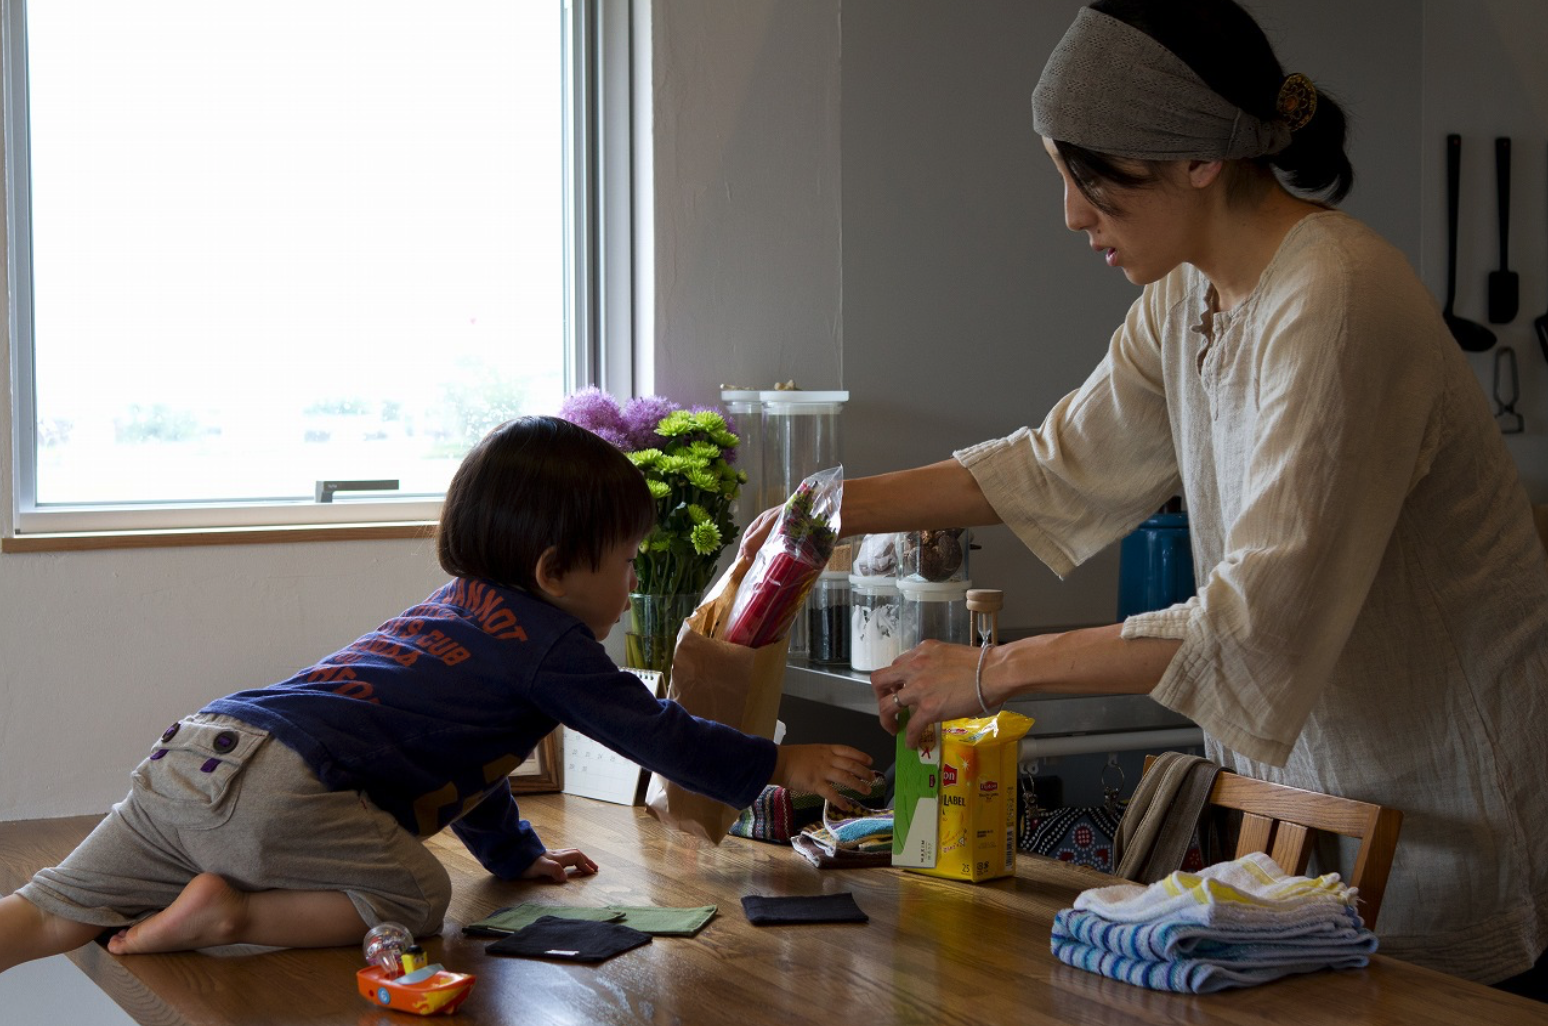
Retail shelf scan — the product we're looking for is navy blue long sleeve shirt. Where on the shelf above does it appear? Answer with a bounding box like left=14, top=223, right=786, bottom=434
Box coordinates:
left=206, top=577, right=777, bottom=878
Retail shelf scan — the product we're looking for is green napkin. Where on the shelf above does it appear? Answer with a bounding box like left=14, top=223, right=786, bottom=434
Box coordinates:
left=605, top=904, right=718, bottom=937
left=463, top=903, right=623, bottom=937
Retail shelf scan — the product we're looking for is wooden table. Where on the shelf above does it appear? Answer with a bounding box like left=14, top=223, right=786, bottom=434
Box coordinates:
left=2, top=793, right=1543, bottom=1025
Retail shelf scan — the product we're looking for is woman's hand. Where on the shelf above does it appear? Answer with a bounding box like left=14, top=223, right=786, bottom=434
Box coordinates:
left=771, top=744, right=877, bottom=811
left=737, top=505, right=782, bottom=560
left=871, top=640, right=988, bottom=748
left=520, top=847, right=599, bottom=883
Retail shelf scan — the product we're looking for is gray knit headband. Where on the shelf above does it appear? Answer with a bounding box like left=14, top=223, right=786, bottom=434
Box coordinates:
left=1031, top=7, right=1301, bottom=162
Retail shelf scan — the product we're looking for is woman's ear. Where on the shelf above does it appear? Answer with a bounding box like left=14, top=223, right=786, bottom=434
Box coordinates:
left=532, top=546, right=567, bottom=599
left=1188, top=159, right=1224, bottom=189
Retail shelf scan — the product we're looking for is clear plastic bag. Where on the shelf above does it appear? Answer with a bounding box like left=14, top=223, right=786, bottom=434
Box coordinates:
left=723, top=466, right=842, bottom=648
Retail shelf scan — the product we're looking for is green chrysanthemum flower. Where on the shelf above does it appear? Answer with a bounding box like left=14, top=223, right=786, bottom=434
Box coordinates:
left=686, top=504, right=710, bottom=525
left=686, top=468, right=718, bottom=492
left=655, top=410, right=696, bottom=437
left=645, top=479, right=671, bottom=500
left=689, top=521, right=721, bottom=556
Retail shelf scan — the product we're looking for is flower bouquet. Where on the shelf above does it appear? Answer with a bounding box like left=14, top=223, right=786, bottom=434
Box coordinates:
left=558, top=386, right=743, bottom=597
left=559, top=387, right=744, bottom=681
left=723, top=467, right=841, bottom=647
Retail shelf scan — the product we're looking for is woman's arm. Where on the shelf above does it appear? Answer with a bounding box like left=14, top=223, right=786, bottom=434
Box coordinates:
left=871, top=626, right=1180, bottom=747
left=841, top=459, right=1003, bottom=537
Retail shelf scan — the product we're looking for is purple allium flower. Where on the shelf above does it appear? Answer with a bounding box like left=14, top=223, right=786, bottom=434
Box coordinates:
left=558, top=387, right=625, bottom=439
left=621, top=395, right=679, bottom=450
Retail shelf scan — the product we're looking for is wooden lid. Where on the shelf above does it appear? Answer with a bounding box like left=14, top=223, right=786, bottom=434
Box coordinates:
left=964, top=588, right=1003, bottom=612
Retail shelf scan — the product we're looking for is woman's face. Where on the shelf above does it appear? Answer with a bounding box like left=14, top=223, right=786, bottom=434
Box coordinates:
left=1041, top=137, right=1206, bottom=287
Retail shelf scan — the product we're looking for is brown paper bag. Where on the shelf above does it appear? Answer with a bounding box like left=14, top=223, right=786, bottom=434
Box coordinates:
left=644, top=555, right=788, bottom=844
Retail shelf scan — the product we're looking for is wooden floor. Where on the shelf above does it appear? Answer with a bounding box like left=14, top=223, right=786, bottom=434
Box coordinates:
left=2, top=794, right=1545, bottom=1026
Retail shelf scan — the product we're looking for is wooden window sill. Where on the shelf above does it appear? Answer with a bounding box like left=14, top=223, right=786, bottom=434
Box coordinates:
left=1, top=522, right=436, bottom=553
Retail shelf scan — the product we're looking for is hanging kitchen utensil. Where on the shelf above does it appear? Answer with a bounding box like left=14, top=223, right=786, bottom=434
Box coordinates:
left=1536, top=142, right=1548, bottom=368
left=1494, top=346, right=1523, bottom=434
left=1443, top=134, right=1496, bottom=352
left=1487, top=137, right=1519, bottom=323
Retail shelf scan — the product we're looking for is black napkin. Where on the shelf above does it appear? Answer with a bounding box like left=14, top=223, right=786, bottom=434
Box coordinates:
left=740, top=892, right=869, bottom=926
left=485, top=915, right=652, bottom=962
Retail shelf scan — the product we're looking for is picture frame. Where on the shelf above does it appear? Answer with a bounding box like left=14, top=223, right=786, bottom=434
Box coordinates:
left=509, top=733, right=563, bottom=794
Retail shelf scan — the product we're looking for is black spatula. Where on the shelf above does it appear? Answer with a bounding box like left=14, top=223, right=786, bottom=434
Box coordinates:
left=1444, top=135, right=1496, bottom=351
left=1488, top=136, right=1519, bottom=323
left=1536, top=143, right=1548, bottom=368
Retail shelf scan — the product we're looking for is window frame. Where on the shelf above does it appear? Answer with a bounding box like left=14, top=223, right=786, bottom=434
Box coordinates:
left=1, top=0, right=633, bottom=547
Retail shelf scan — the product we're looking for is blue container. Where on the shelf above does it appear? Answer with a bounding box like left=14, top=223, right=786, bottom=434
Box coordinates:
left=1116, top=512, right=1196, bottom=620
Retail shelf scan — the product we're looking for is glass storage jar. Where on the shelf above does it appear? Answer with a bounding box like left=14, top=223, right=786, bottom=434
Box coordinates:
left=719, top=389, right=764, bottom=525
left=898, top=528, right=971, bottom=583
left=849, top=574, right=903, bottom=672
left=898, top=579, right=973, bottom=649
left=761, top=390, right=847, bottom=657
left=806, top=569, right=852, bottom=666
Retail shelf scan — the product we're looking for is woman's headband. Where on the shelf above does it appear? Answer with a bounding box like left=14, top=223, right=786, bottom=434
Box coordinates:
left=1031, top=7, right=1311, bottom=162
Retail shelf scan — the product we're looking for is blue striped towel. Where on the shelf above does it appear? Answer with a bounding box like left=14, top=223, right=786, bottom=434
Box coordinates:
left=1051, top=853, right=1378, bottom=993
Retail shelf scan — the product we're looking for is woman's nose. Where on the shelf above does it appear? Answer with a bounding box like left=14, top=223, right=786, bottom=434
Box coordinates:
left=1063, top=182, right=1097, bottom=232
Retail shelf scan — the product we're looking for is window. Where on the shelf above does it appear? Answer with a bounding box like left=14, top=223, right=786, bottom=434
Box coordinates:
left=3, top=0, right=629, bottom=537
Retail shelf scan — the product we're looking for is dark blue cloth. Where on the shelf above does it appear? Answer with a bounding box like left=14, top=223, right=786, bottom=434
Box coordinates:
left=206, top=578, right=777, bottom=879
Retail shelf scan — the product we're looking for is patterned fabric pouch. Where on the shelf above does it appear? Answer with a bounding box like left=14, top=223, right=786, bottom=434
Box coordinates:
left=1018, top=767, right=1208, bottom=875
left=731, top=776, right=888, bottom=845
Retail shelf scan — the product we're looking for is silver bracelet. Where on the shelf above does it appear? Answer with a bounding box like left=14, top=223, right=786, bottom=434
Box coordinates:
left=975, top=642, right=997, bottom=715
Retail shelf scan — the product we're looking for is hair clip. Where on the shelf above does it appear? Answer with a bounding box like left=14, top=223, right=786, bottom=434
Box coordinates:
left=1276, top=72, right=1318, bottom=132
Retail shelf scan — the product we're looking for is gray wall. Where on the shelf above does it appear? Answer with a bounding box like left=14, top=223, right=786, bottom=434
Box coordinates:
left=648, top=0, right=1540, bottom=634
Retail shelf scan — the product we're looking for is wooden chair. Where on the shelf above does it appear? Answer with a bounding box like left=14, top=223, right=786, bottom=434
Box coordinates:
left=1142, top=755, right=1404, bottom=929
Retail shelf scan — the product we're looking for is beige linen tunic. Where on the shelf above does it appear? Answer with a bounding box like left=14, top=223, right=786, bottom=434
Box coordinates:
left=957, top=211, right=1548, bottom=982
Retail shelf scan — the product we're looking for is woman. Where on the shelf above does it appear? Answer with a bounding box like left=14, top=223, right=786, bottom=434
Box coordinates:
left=846, top=0, right=1548, bottom=996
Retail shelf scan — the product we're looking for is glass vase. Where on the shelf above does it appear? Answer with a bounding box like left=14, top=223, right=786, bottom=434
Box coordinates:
left=624, top=592, right=701, bottom=689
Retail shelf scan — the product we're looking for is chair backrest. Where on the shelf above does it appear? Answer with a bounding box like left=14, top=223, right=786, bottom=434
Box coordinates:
left=1142, top=755, right=1403, bottom=929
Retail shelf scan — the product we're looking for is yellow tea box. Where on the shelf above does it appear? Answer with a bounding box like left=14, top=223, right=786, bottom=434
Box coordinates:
left=892, top=709, right=1033, bottom=882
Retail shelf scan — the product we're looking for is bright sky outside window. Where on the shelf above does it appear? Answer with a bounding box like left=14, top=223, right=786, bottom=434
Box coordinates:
left=18, top=1, right=568, bottom=514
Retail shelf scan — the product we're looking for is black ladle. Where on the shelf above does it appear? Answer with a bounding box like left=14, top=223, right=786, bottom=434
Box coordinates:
left=1444, top=134, right=1496, bottom=352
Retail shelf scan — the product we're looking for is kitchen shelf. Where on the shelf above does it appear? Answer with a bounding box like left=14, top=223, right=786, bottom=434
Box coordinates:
left=782, top=647, right=1196, bottom=742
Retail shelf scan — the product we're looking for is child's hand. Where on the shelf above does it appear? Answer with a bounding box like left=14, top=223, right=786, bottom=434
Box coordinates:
left=521, top=847, right=599, bottom=883
left=771, top=744, right=876, bottom=812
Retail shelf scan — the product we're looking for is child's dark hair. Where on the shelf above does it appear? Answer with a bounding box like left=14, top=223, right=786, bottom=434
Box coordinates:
left=1057, top=0, right=1353, bottom=211
left=437, top=416, right=655, bottom=591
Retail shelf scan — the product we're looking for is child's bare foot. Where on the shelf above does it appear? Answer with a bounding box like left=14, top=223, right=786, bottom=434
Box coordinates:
left=107, top=874, right=247, bottom=955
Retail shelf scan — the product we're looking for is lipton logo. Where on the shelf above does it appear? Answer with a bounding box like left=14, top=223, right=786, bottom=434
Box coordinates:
left=980, top=780, right=999, bottom=794
left=942, top=764, right=957, bottom=787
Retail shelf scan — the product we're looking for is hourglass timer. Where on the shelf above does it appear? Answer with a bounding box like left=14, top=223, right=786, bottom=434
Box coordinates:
left=966, top=589, right=1002, bottom=648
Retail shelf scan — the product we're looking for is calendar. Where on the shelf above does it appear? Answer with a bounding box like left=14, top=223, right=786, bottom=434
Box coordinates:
left=561, top=668, right=663, bottom=805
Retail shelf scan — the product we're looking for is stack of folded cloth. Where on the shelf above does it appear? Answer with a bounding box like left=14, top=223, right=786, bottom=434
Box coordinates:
left=791, top=804, right=895, bottom=869
left=1051, top=852, right=1378, bottom=993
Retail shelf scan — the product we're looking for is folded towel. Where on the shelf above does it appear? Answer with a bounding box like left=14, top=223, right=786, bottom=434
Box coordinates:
left=1074, top=852, right=1359, bottom=926
left=1053, top=907, right=1375, bottom=964
left=1052, top=853, right=1378, bottom=993
left=1049, top=934, right=1372, bottom=994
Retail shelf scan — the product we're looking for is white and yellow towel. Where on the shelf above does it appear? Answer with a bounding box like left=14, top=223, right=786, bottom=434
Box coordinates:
left=1052, top=852, right=1377, bottom=993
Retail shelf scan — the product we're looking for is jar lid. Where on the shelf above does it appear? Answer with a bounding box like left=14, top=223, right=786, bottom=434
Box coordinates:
left=719, top=389, right=762, bottom=403
left=898, top=578, right=972, bottom=600
left=761, top=390, right=849, bottom=408
left=849, top=573, right=901, bottom=589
